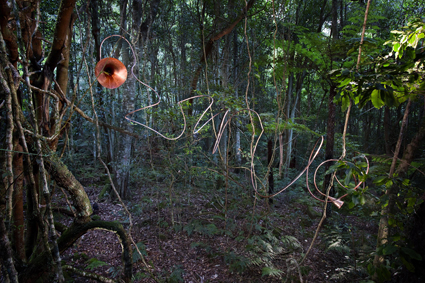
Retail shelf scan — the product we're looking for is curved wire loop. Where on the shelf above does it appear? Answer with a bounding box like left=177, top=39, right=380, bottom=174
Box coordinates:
left=213, top=110, right=370, bottom=208
left=98, top=35, right=217, bottom=140
left=100, top=35, right=370, bottom=208
left=305, top=155, right=370, bottom=207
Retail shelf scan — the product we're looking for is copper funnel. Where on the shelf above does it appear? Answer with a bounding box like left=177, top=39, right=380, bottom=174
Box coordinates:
left=329, top=196, right=344, bottom=209
left=95, top=57, right=127, bottom=89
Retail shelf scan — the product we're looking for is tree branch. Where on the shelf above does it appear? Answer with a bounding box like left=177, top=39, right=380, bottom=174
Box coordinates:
left=189, top=0, right=256, bottom=115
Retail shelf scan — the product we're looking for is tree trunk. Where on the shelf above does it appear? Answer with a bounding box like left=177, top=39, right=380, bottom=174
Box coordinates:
left=12, top=142, right=26, bottom=262
left=285, top=71, right=305, bottom=171
left=268, top=139, right=274, bottom=204
left=404, top=192, right=425, bottom=280
left=188, top=0, right=256, bottom=115
left=117, top=33, right=135, bottom=200
left=20, top=220, right=132, bottom=283
left=233, top=29, right=241, bottom=172
left=384, top=106, right=392, bottom=155
left=323, top=85, right=336, bottom=217
left=373, top=99, right=423, bottom=279
left=0, top=215, right=19, bottom=283
left=322, top=0, right=339, bottom=216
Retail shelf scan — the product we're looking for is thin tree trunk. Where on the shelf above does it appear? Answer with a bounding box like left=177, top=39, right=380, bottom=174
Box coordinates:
left=12, top=142, right=25, bottom=262
left=0, top=215, right=19, bottom=283
left=283, top=74, right=294, bottom=176
left=233, top=27, right=241, bottom=171
left=188, top=0, right=256, bottom=115
left=384, top=106, right=392, bottom=155
left=268, top=139, right=274, bottom=204
left=373, top=99, right=419, bottom=277
left=324, top=86, right=336, bottom=183
left=322, top=0, right=339, bottom=217
left=285, top=71, right=305, bottom=170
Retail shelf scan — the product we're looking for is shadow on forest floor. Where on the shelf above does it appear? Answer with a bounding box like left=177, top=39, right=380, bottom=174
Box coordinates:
left=56, top=179, right=378, bottom=283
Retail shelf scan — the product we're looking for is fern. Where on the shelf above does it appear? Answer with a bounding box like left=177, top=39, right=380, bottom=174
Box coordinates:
left=167, top=265, right=185, bottom=283
left=245, top=230, right=301, bottom=280
left=85, top=258, right=108, bottom=270
left=326, top=240, right=351, bottom=255
left=224, top=252, right=250, bottom=274
left=132, top=241, right=148, bottom=263
left=184, top=221, right=221, bottom=237
left=262, top=266, right=283, bottom=278
left=281, top=235, right=303, bottom=252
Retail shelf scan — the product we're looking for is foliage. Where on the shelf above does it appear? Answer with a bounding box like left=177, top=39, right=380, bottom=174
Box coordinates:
left=246, top=227, right=303, bottom=280
left=224, top=251, right=250, bottom=274
left=84, top=258, right=109, bottom=271
left=2, top=0, right=425, bottom=282
left=132, top=242, right=148, bottom=263
left=322, top=220, right=374, bottom=281
left=333, top=20, right=425, bottom=111
left=165, top=265, right=185, bottom=283
left=184, top=220, right=221, bottom=237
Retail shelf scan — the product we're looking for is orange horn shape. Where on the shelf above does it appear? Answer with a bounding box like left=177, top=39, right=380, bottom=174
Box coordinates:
left=95, top=57, right=127, bottom=89
left=328, top=196, right=344, bottom=209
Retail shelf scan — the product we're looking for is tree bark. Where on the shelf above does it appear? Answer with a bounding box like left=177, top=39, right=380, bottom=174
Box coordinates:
left=188, top=0, right=256, bottom=115
left=323, top=86, right=336, bottom=186
left=384, top=106, right=392, bottom=155
left=139, top=0, right=161, bottom=44
left=373, top=99, right=424, bottom=278
left=21, top=220, right=132, bottom=283
left=12, top=142, right=26, bottom=262
left=44, top=147, right=92, bottom=220
left=0, top=0, right=18, bottom=65
left=0, top=215, right=19, bottom=283
left=268, top=139, right=274, bottom=204
left=33, top=0, right=77, bottom=137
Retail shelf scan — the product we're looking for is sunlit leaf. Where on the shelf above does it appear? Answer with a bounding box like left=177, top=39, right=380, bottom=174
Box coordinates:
left=371, top=89, right=385, bottom=108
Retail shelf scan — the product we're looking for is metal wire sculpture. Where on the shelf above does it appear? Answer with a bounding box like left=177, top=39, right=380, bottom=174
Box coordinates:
left=96, top=35, right=369, bottom=208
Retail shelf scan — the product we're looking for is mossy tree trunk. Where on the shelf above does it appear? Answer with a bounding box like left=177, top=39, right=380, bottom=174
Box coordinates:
left=0, top=0, right=134, bottom=282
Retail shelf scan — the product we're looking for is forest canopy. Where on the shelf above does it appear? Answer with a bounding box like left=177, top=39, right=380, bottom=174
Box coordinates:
left=1, top=0, right=425, bottom=282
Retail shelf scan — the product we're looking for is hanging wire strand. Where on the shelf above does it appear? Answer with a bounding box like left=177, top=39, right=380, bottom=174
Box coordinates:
left=108, top=25, right=370, bottom=207
left=99, top=35, right=217, bottom=140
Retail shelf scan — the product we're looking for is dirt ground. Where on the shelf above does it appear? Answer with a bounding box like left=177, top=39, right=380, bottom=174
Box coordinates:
left=57, top=183, right=377, bottom=283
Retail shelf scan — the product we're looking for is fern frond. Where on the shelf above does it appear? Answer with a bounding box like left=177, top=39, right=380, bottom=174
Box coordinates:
left=262, top=266, right=283, bottom=278
left=326, top=240, right=350, bottom=255
left=281, top=235, right=303, bottom=252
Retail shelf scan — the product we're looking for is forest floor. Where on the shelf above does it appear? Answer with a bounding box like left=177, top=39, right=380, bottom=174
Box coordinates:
left=56, top=179, right=378, bottom=283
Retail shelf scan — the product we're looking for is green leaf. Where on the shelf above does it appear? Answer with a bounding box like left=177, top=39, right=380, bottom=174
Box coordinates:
left=402, top=179, right=410, bottom=186
left=352, top=195, right=359, bottom=206
left=261, top=266, right=283, bottom=277
left=401, top=247, right=422, bottom=260
left=393, top=42, right=400, bottom=52
left=132, top=242, right=148, bottom=263
left=407, top=33, right=417, bottom=47
left=382, top=245, right=397, bottom=255
left=374, top=176, right=387, bottom=186
left=85, top=258, right=108, bottom=270
left=360, top=195, right=366, bottom=205
left=401, top=256, right=415, bottom=272
left=339, top=77, right=351, bottom=87
left=341, top=94, right=350, bottom=112
left=371, top=89, right=385, bottom=108
left=344, top=169, right=353, bottom=185
left=376, top=265, right=392, bottom=281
